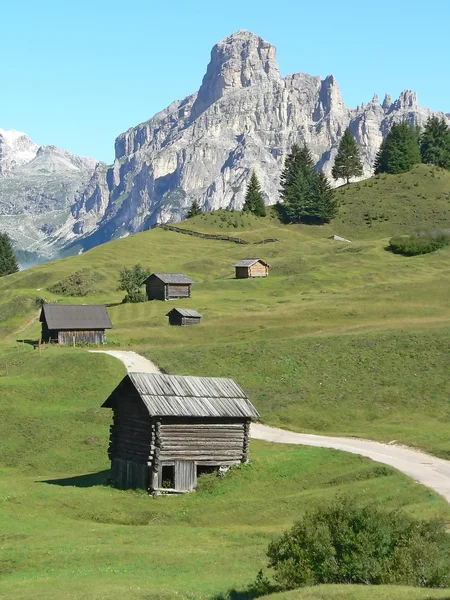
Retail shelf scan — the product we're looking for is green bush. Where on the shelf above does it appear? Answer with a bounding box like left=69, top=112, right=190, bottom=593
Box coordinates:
left=263, top=496, right=450, bottom=590
left=122, top=289, right=147, bottom=303
left=388, top=231, right=450, bottom=256
left=48, top=269, right=105, bottom=296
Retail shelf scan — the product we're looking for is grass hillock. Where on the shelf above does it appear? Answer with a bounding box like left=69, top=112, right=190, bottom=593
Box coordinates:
left=0, top=345, right=448, bottom=599
left=258, top=586, right=450, bottom=600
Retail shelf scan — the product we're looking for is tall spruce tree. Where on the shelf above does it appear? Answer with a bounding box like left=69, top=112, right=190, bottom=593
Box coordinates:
left=280, top=143, right=337, bottom=224
left=374, top=122, right=421, bottom=174
left=332, top=128, right=363, bottom=184
left=420, top=116, right=450, bottom=169
left=243, top=171, right=266, bottom=216
left=0, top=233, right=19, bottom=276
left=186, top=199, right=202, bottom=218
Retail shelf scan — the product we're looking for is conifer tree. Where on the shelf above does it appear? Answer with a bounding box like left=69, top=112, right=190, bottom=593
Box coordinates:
left=280, top=143, right=337, bottom=224
left=311, top=171, right=339, bottom=223
left=332, top=128, right=363, bottom=184
left=0, top=233, right=19, bottom=276
left=374, top=122, right=421, bottom=174
left=420, top=116, right=450, bottom=169
left=243, top=171, right=266, bottom=217
left=186, top=199, right=202, bottom=218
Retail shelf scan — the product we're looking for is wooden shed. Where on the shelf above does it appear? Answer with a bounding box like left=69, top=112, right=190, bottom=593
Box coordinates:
left=234, top=258, right=269, bottom=279
left=102, top=372, right=259, bottom=494
left=166, top=308, right=202, bottom=326
left=40, top=304, right=112, bottom=345
left=145, top=273, right=194, bottom=301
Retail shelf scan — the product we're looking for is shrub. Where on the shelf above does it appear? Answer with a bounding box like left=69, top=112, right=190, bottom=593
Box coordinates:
left=122, top=289, right=147, bottom=303
left=118, top=264, right=150, bottom=303
left=48, top=269, right=105, bottom=296
left=388, top=231, right=450, bottom=256
left=263, top=496, right=450, bottom=590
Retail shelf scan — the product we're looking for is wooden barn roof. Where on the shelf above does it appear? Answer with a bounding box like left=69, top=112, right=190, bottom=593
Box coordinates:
left=166, top=308, right=202, bottom=318
left=40, top=304, right=112, bottom=330
left=147, top=273, right=194, bottom=284
left=233, top=258, right=269, bottom=267
left=103, top=373, right=259, bottom=419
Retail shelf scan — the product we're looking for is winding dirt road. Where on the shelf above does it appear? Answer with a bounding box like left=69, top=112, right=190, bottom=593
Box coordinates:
left=92, top=349, right=450, bottom=504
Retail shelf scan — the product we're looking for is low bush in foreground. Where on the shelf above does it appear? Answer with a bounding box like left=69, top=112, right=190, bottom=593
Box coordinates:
left=48, top=269, right=106, bottom=296
left=260, top=496, right=450, bottom=592
left=388, top=231, right=450, bottom=256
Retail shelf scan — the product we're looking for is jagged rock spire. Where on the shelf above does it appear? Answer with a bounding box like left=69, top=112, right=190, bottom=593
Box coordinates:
left=191, top=30, right=281, bottom=119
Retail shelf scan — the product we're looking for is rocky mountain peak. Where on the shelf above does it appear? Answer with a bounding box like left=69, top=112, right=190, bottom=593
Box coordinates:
left=0, top=128, right=38, bottom=175
left=191, top=29, right=281, bottom=119
left=394, top=90, right=418, bottom=110
left=382, top=93, right=393, bottom=110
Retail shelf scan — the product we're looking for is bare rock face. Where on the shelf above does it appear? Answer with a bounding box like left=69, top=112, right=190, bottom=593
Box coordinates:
left=0, top=132, right=103, bottom=260
left=80, top=30, right=447, bottom=251
left=2, top=31, right=449, bottom=259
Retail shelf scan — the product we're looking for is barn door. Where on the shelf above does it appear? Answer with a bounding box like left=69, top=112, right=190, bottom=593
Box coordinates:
left=174, top=461, right=196, bottom=491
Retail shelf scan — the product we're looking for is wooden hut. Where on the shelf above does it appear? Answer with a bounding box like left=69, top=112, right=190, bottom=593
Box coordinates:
left=102, top=373, right=259, bottom=494
left=166, top=308, right=202, bottom=326
left=234, top=259, right=269, bottom=279
left=145, top=273, right=194, bottom=301
left=40, top=304, right=112, bottom=345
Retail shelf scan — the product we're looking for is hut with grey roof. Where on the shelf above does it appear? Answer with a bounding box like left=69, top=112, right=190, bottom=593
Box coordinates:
left=145, top=273, right=194, bottom=301
left=39, top=304, right=112, bottom=345
left=166, top=308, right=202, bottom=326
left=102, top=372, right=259, bottom=494
left=234, top=258, right=269, bottom=279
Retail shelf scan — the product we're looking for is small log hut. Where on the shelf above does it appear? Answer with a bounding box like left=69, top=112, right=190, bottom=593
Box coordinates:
left=234, top=258, right=269, bottom=279
left=102, top=373, right=259, bottom=494
left=145, top=273, right=194, bottom=301
left=166, top=308, right=202, bottom=326
left=40, top=304, right=112, bottom=345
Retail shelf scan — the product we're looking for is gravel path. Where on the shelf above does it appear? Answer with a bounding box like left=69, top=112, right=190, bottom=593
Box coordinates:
left=251, top=423, right=450, bottom=503
left=91, top=350, right=450, bottom=504
left=89, top=350, right=161, bottom=373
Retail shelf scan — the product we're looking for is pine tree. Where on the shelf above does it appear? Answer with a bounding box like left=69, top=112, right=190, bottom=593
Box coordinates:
left=186, top=199, right=202, bottom=218
left=0, top=233, right=19, bottom=276
left=280, top=144, right=316, bottom=222
left=420, top=116, right=450, bottom=169
left=332, top=128, right=363, bottom=184
left=374, top=122, right=421, bottom=174
left=243, top=171, right=266, bottom=217
left=311, top=171, right=339, bottom=223
left=280, top=143, right=337, bottom=224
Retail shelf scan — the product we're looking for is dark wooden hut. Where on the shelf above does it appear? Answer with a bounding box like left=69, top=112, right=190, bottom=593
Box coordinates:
left=234, top=258, right=269, bottom=279
left=40, top=304, right=112, bottom=345
left=145, top=273, right=194, bottom=301
left=166, top=308, right=202, bottom=326
left=102, top=373, right=259, bottom=494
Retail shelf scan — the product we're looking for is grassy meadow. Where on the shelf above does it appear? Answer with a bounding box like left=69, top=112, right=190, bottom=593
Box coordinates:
left=1, top=166, right=450, bottom=598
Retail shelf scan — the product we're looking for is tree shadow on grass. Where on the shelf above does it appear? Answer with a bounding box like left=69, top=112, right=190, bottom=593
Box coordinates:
left=41, top=470, right=111, bottom=488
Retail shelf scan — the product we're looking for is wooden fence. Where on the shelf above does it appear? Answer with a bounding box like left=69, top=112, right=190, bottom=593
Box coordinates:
left=158, top=224, right=278, bottom=246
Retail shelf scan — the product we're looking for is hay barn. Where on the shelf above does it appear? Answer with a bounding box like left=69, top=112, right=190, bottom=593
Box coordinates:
left=102, top=373, right=259, bottom=494
left=40, top=304, right=112, bottom=345
left=145, top=273, right=194, bottom=301
left=166, top=308, right=202, bottom=326
left=234, top=258, right=269, bottom=279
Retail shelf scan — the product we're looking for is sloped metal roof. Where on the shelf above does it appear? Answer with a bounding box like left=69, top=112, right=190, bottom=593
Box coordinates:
left=40, top=304, right=112, bottom=330
left=166, top=308, right=202, bottom=318
left=147, top=273, right=194, bottom=284
left=103, top=373, right=259, bottom=419
left=233, top=258, right=269, bottom=268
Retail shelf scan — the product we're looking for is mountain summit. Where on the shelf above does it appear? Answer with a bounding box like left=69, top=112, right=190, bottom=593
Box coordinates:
left=1, top=31, right=449, bottom=259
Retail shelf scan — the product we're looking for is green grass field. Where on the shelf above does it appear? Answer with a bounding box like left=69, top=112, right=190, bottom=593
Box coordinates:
left=1, top=167, right=450, bottom=598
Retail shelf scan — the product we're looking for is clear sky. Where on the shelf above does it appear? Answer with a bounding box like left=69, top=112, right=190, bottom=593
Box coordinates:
left=3, top=0, right=449, bottom=163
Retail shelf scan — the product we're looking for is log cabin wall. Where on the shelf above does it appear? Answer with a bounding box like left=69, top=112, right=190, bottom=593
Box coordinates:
left=146, top=278, right=165, bottom=300
left=158, top=418, right=248, bottom=465
left=249, top=263, right=268, bottom=277
left=57, top=330, right=106, bottom=345
left=235, top=266, right=250, bottom=279
left=107, top=395, right=154, bottom=489
left=166, top=284, right=191, bottom=299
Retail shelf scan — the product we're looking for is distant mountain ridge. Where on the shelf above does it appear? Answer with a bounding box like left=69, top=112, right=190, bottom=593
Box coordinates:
left=1, top=30, right=449, bottom=260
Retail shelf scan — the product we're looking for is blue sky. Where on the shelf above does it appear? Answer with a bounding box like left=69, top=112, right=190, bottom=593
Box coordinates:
left=3, top=0, right=449, bottom=163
